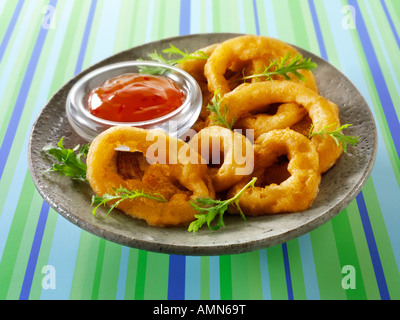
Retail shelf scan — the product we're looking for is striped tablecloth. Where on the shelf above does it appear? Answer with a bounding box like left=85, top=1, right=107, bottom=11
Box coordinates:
left=0, top=0, right=399, bottom=300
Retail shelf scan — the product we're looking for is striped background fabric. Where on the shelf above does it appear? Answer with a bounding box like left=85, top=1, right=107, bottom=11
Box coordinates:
left=0, top=0, right=399, bottom=300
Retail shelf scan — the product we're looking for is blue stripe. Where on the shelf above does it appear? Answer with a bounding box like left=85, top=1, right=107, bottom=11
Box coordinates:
left=116, top=246, right=130, bottom=300
left=0, top=0, right=57, bottom=182
left=380, top=0, right=400, bottom=49
left=0, top=0, right=24, bottom=63
left=74, top=0, right=97, bottom=75
left=19, top=201, right=50, bottom=300
left=179, top=0, right=191, bottom=36
left=253, top=0, right=260, bottom=35
left=209, top=256, right=220, bottom=300
left=356, top=192, right=390, bottom=300
left=168, top=255, right=186, bottom=300
left=282, top=243, right=293, bottom=300
left=307, top=0, right=328, bottom=60
left=258, top=249, right=271, bottom=299
left=348, top=0, right=400, bottom=160
left=298, top=234, right=320, bottom=299
left=185, top=256, right=201, bottom=299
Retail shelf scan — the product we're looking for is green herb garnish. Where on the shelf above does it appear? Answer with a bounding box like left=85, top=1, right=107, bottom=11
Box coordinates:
left=240, top=53, right=317, bottom=82
left=207, top=91, right=235, bottom=130
left=307, top=123, right=359, bottom=153
left=43, top=137, right=89, bottom=182
left=188, top=177, right=257, bottom=233
left=138, top=44, right=209, bottom=75
left=91, top=187, right=167, bottom=217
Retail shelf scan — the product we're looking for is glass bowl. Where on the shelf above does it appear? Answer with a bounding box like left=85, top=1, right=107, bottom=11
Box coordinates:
left=66, top=61, right=202, bottom=141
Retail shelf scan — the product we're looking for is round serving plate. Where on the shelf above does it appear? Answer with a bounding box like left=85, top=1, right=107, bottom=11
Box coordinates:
left=28, top=33, right=377, bottom=256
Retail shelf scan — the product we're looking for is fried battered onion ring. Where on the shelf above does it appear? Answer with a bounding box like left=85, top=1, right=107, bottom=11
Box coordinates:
left=187, top=126, right=254, bottom=192
left=227, top=129, right=321, bottom=215
left=219, top=81, right=342, bottom=173
left=234, top=103, right=308, bottom=139
left=204, top=35, right=318, bottom=95
left=86, top=126, right=215, bottom=227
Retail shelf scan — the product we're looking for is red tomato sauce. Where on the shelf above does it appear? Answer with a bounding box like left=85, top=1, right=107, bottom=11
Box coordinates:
left=88, top=73, right=185, bottom=122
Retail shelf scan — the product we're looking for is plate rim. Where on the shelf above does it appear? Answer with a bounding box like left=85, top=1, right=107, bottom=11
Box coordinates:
left=27, top=32, right=378, bottom=256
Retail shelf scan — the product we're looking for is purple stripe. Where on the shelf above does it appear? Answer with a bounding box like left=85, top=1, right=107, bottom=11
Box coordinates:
left=179, top=0, right=191, bottom=36
left=308, top=0, right=328, bottom=60
left=356, top=192, right=390, bottom=300
left=168, top=255, right=186, bottom=300
left=0, top=0, right=24, bottom=63
left=380, top=0, right=400, bottom=49
left=282, top=243, right=294, bottom=300
left=74, top=0, right=97, bottom=75
left=19, top=201, right=50, bottom=300
left=348, top=0, right=400, bottom=160
left=252, top=0, right=260, bottom=35
left=0, top=0, right=57, bottom=181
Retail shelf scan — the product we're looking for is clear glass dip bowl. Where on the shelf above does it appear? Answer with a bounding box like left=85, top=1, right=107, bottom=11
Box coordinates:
left=66, top=61, right=202, bottom=141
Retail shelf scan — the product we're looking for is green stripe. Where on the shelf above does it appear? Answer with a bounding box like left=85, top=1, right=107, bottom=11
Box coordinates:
left=124, top=248, right=139, bottom=300
left=288, top=0, right=311, bottom=50
left=310, top=222, right=347, bottom=299
left=384, top=0, right=400, bottom=41
left=312, top=0, right=340, bottom=65
left=200, top=256, right=210, bottom=300
left=212, top=0, right=221, bottom=32
left=245, top=251, right=263, bottom=299
left=231, top=253, right=249, bottom=299
left=144, top=252, right=169, bottom=299
left=0, top=172, right=36, bottom=299
left=97, top=241, right=122, bottom=299
left=91, top=238, right=106, bottom=299
left=331, top=210, right=367, bottom=299
left=266, top=245, right=287, bottom=300
left=0, top=0, right=18, bottom=43
left=70, top=232, right=100, bottom=299
left=219, top=255, right=232, bottom=300
left=286, top=239, right=307, bottom=300
left=346, top=199, right=380, bottom=299
left=134, top=249, right=147, bottom=300
left=255, top=0, right=269, bottom=35
left=131, top=0, right=150, bottom=46
left=273, top=0, right=295, bottom=43
left=113, top=0, right=136, bottom=53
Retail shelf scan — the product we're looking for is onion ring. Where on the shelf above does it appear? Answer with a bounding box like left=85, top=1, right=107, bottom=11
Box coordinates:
left=227, top=128, right=321, bottom=215
left=234, top=102, right=308, bottom=139
left=204, top=35, right=318, bottom=95
left=219, top=81, right=342, bottom=173
left=187, top=126, right=254, bottom=192
left=86, top=126, right=215, bottom=227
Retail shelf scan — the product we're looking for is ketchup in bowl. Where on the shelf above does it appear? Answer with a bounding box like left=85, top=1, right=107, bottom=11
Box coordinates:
left=88, top=73, right=185, bottom=122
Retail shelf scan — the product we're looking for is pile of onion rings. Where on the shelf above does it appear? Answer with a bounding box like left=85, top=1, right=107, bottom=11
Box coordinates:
left=86, top=35, right=348, bottom=227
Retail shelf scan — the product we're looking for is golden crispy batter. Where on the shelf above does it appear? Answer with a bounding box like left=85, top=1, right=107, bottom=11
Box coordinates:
left=218, top=81, right=342, bottom=173
left=86, top=126, right=215, bottom=227
left=227, top=129, right=321, bottom=215
left=187, top=126, right=254, bottom=192
left=234, top=102, right=308, bottom=139
left=204, top=35, right=318, bottom=96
